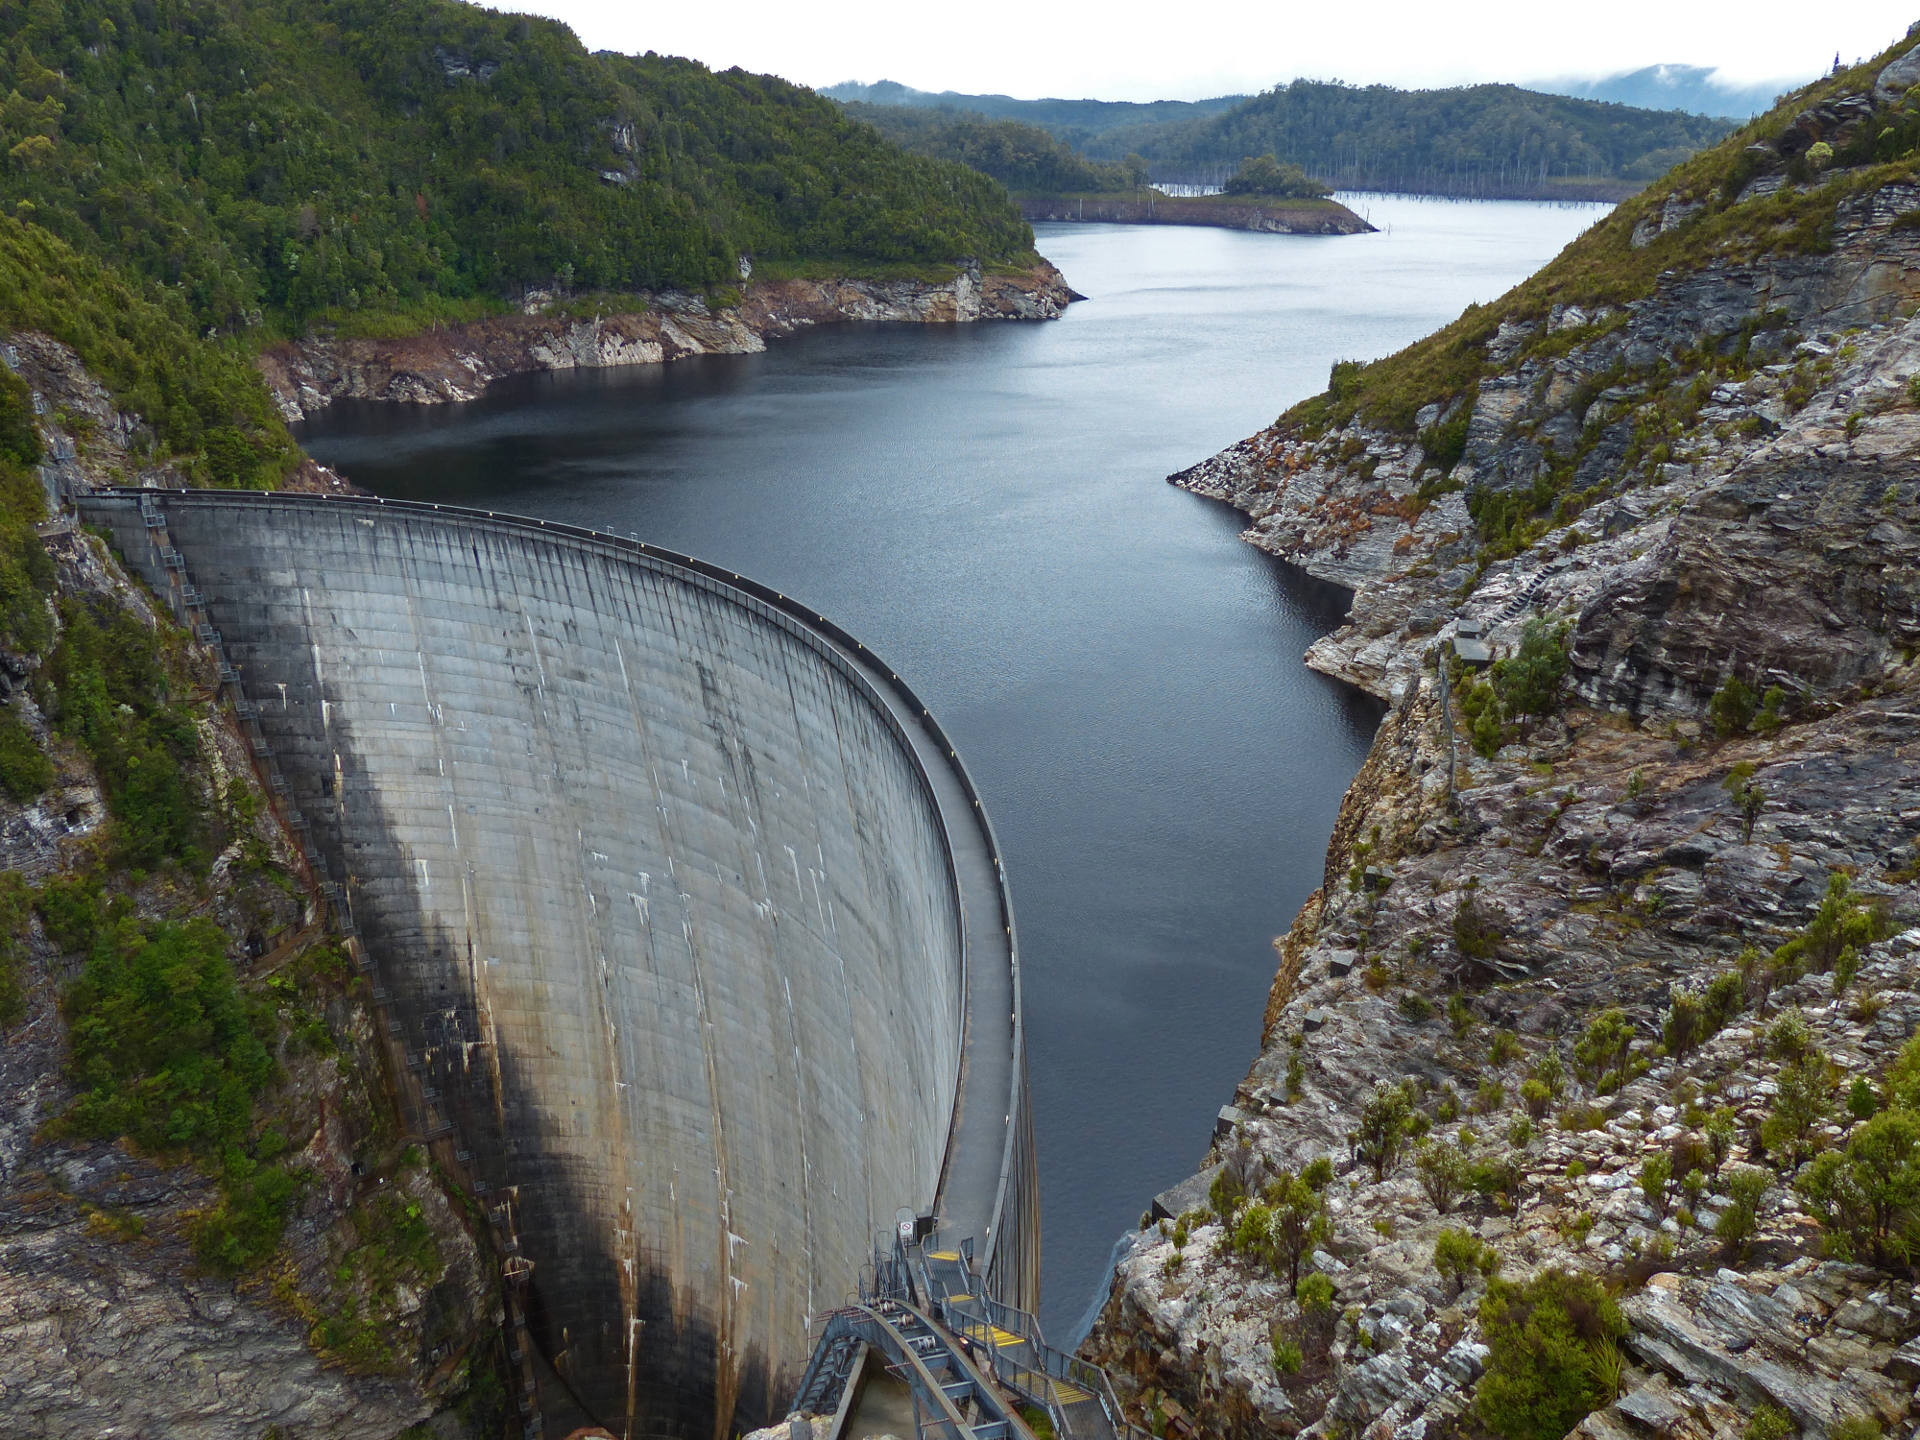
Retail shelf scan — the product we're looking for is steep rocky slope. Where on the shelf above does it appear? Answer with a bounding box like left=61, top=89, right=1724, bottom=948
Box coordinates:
left=1087, top=30, right=1920, bottom=1440
left=0, top=334, right=495, bottom=1438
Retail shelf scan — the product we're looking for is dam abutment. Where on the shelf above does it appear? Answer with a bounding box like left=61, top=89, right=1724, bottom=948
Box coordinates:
left=78, top=489, right=1036, bottom=1438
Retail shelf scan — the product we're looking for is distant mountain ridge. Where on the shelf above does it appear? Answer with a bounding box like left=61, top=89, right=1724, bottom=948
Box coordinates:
left=832, top=78, right=1736, bottom=203
left=1084, top=80, right=1736, bottom=200
left=821, top=80, right=1246, bottom=149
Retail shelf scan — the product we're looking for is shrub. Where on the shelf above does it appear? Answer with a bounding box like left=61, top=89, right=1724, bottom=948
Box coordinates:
left=1705, top=1107, right=1738, bottom=1169
left=0, top=871, right=28, bottom=1028
left=1848, top=1077, right=1881, bottom=1121
left=1797, top=1108, right=1920, bottom=1265
left=0, top=706, right=51, bottom=801
left=1760, top=1055, right=1830, bottom=1170
left=1488, top=1029, right=1523, bottom=1066
left=1476, top=1079, right=1508, bottom=1114
left=1744, top=1404, right=1794, bottom=1440
left=1448, top=994, right=1478, bottom=1038
left=60, top=913, right=290, bottom=1271
left=1531, top=1051, right=1566, bottom=1099
left=1640, top=1154, right=1673, bottom=1215
left=1703, top=971, right=1745, bottom=1030
left=1492, top=618, right=1572, bottom=721
left=1716, top=1166, right=1770, bottom=1254
left=1263, top=1172, right=1333, bottom=1287
left=1209, top=1165, right=1248, bottom=1219
left=1663, top=986, right=1705, bottom=1057
left=46, top=597, right=209, bottom=871
left=1471, top=1153, right=1525, bottom=1209
left=1509, top=1114, right=1535, bottom=1148
left=1774, top=874, right=1889, bottom=985
left=1522, top=1078, right=1553, bottom=1119
left=1709, top=674, right=1758, bottom=736
left=1358, top=1081, right=1418, bottom=1181
left=1452, top=882, right=1509, bottom=963
left=1767, top=1008, right=1815, bottom=1061
left=1434, top=1227, right=1499, bottom=1296
left=1302, top=1156, right=1336, bottom=1190
left=1830, top=1418, right=1880, bottom=1440
left=1418, top=1140, right=1471, bottom=1213
left=1474, top=1269, right=1625, bottom=1440
left=1574, top=1009, right=1635, bottom=1092
left=1272, top=1337, right=1304, bottom=1374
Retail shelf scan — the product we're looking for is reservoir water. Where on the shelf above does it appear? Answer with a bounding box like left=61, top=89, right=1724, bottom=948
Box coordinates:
left=298, top=195, right=1608, bottom=1337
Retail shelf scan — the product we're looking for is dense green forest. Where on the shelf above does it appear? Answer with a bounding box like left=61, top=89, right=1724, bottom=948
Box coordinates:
left=0, top=0, right=1037, bottom=338
left=843, top=103, right=1146, bottom=194
left=1084, top=80, right=1737, bottom=198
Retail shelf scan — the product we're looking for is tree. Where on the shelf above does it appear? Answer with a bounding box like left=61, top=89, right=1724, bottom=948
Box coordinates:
left=1222, top=152, right=1332, bottom=198
left=1358, top=1081, right=1417, bottom=1181
left=1474, top=1269, right=1625, bottom=1440
left=1798, top=1108, right=1920, bottom=1265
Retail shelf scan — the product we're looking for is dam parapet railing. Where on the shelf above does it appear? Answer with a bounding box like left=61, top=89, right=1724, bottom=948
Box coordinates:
left=75, top=486, right=1038, bottom=1418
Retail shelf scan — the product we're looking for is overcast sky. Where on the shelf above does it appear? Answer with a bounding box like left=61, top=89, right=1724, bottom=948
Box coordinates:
left=506, top=0, right=1914, bottom=102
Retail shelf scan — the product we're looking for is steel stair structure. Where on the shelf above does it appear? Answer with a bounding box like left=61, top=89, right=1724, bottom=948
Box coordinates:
left=790, top=1230, right=1150, bottom=1440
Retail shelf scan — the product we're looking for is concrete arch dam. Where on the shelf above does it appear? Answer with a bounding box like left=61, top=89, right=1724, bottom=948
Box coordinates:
left=80, top=491, right=1038, bottom=1440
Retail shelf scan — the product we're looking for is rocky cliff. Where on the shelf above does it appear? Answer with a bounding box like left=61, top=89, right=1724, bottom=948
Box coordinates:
left=1016, top=195, right=1374, bottom=234
left=1088, top=31, right=1920, bottom=1440
left=258, top=261, right=1077, bottom=422
left=0, top=335, right=496, bottom=1438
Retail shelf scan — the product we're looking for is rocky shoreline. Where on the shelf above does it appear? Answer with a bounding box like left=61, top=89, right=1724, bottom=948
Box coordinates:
left=257, top=260, right=1077, bottom=422
left=1085, top=42, right=1920, bottom=1440
left=1019, top=194, right=1374, bottom=235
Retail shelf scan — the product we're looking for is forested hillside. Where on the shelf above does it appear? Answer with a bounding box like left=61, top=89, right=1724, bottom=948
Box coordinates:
left=0, top=0, right=1036, bottom=338
left=843, top=103, right=1145, bottom=194
left=1085, top=80, right=1737, bottom=198
left=823, top=81, right=1246, bottom=149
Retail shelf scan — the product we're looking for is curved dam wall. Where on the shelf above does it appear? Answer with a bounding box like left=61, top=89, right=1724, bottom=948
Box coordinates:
left=80, top=491, right=1036, bottom=1439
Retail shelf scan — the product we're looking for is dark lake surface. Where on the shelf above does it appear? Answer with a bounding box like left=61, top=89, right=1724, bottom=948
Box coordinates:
left=298, top=195, right=1608, bottom=1338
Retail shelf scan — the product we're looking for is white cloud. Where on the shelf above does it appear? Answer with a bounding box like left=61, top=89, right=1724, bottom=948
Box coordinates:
left=501, top=0, right=1913, bottom=102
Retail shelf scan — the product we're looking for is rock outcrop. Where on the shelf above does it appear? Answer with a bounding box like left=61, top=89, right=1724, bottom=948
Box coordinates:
left=257, top=260, right=1077, bottom=421
left=0, top=336, right=496, bottom=1438
left=1088, top=38, right=1920, bottom=1440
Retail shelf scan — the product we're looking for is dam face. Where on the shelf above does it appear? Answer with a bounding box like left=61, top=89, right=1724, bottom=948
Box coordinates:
left=83, top=492, right=1035, bottom=1438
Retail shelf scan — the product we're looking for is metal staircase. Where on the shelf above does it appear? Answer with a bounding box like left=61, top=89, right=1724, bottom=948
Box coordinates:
left=790, top=1229, right=1149, bottom=1440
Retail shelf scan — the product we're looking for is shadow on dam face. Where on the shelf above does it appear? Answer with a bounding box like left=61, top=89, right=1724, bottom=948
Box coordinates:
left=82, top=491, right=1035, bottom=1438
